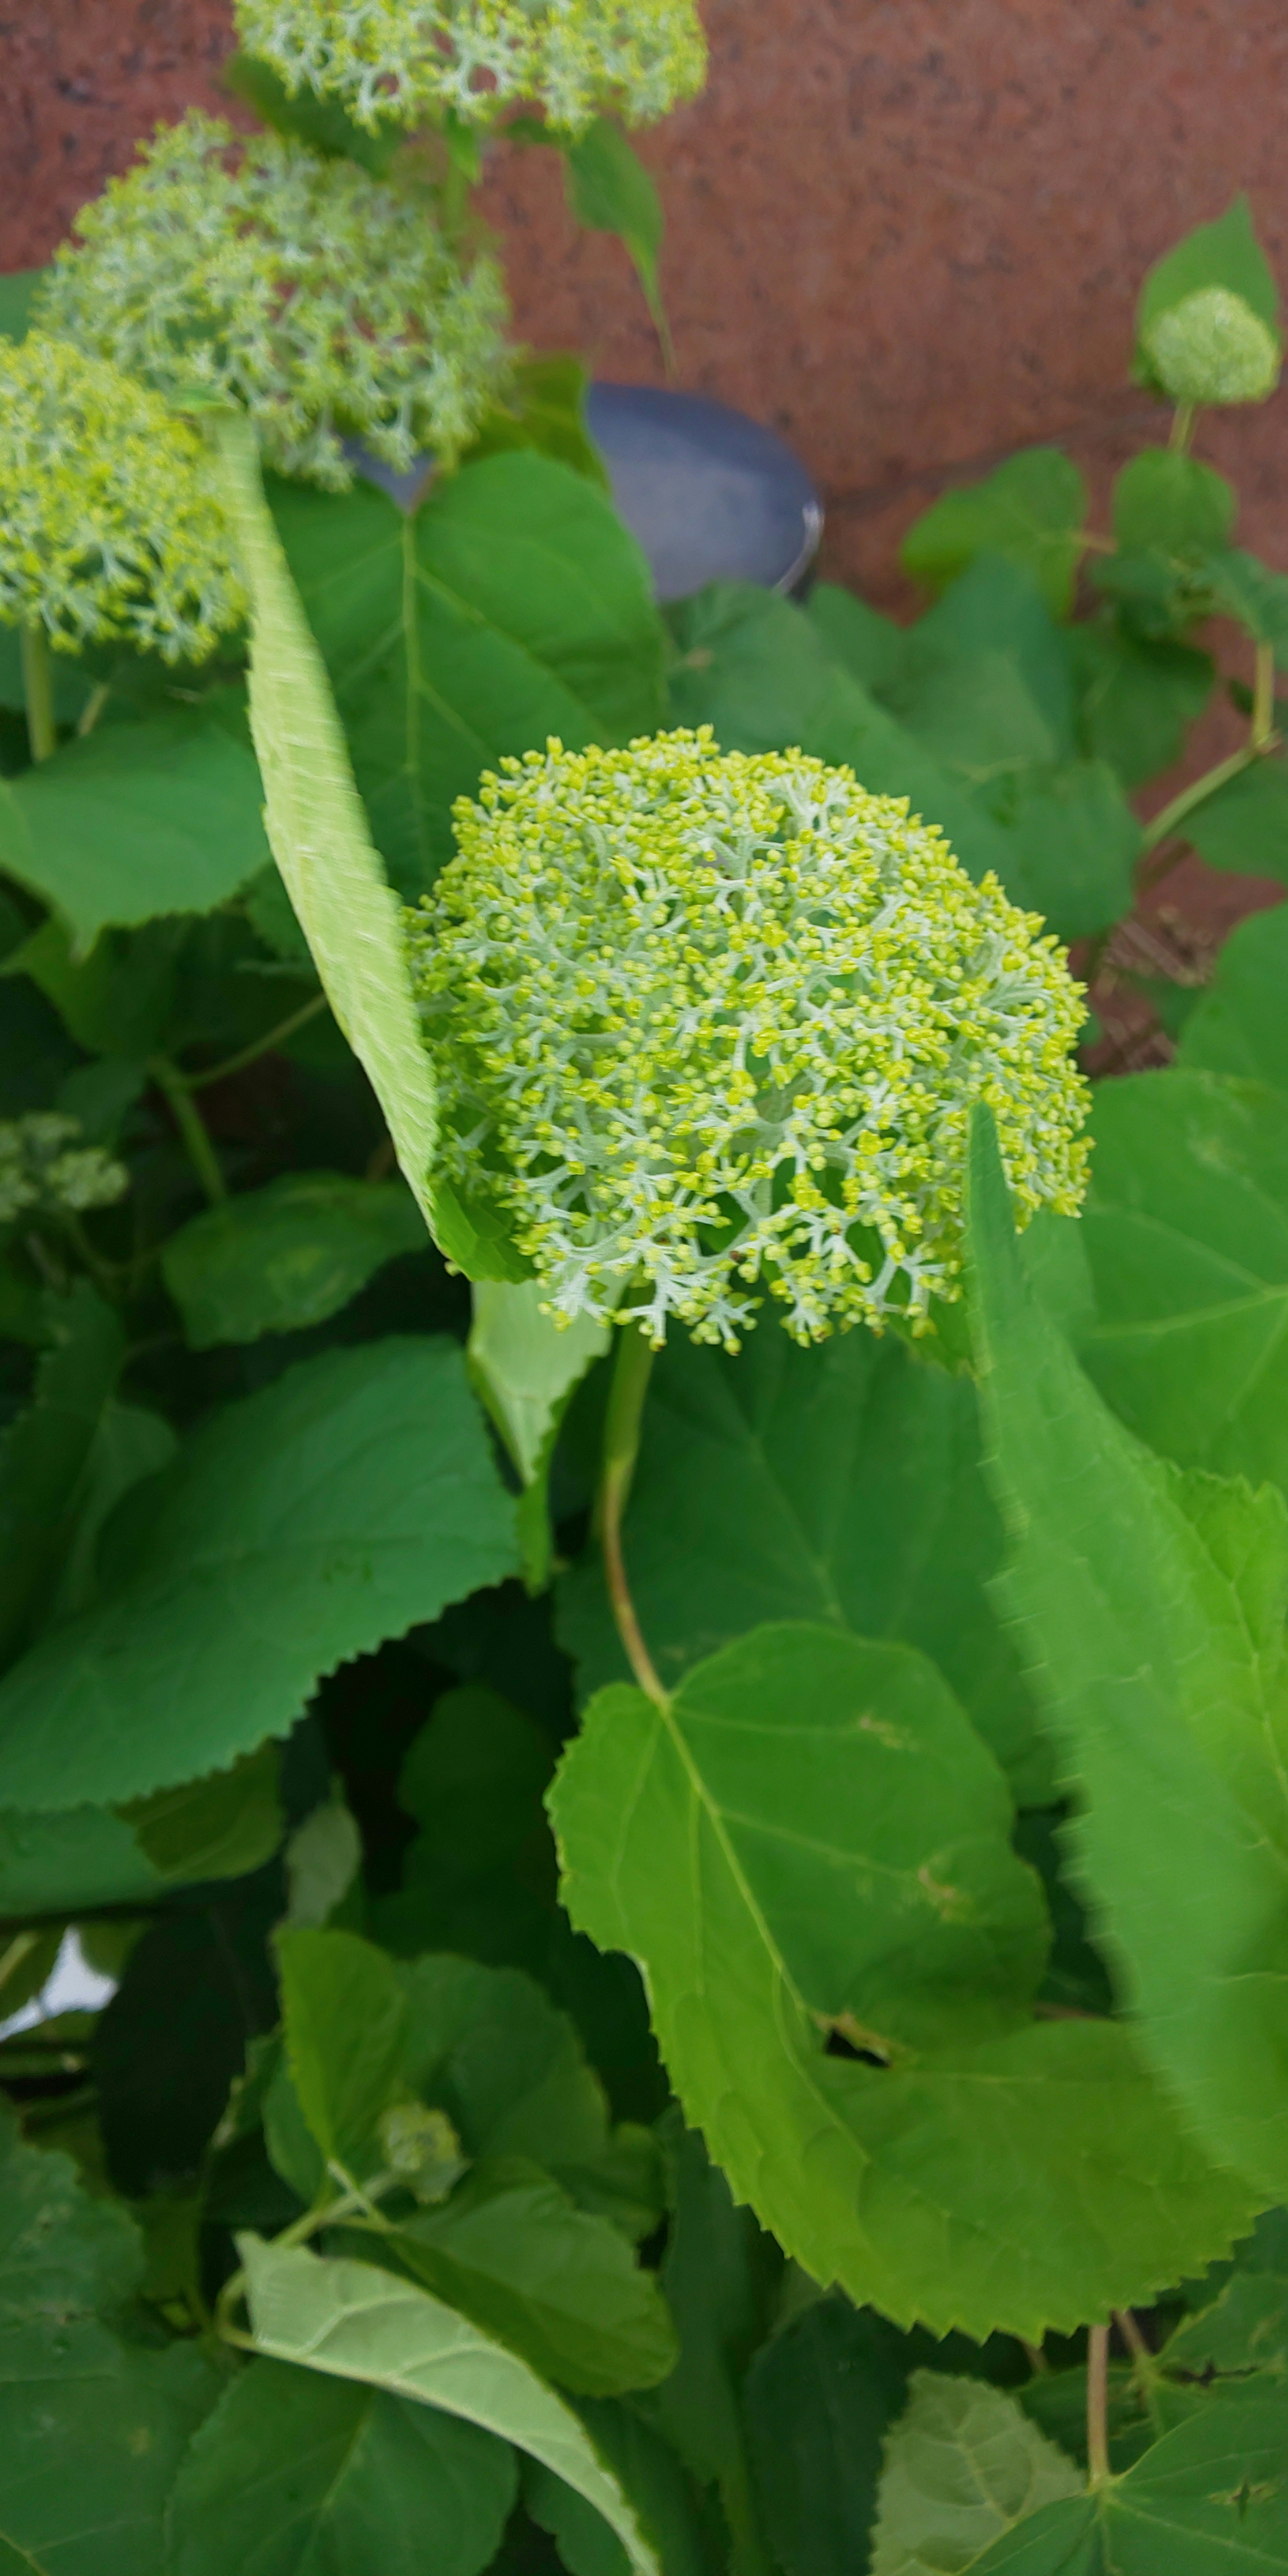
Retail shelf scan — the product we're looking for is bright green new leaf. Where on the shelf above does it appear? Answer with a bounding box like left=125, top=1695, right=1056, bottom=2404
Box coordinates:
left=1180, top=900, right=1288, bottom=1090
left=162, top=1172, right=429, bottom=1349
left=1111, top=450, right=1237, bottom=556
left=967, top=2392, right=1288, bottom=2571
left=383, top=2160, right=678, bottom=2395
left=1077, top=1069, right=1288, bottom=1493
left=240, top=2236, right=661, bottom=2576
left=276, top=1928, right=409, bottom=2180
left=871, top=2373, right=1081, bottom=2575
left=270, top=451, right=665, bottom=898
left=968, top=1102, right=1288, bottom=2201
left=666, top=581, right=1013, bottom=887
left=167, top=2356, right=517, bottom=2576
left=1182, top=751, right=1288, bottom=878
left=558, top=1316, right=1053, bottom=1803
left=562, top=119, right=671, bottom=359
left=900, top=452, right=1088, bottom=618
left=0, top=708, right=269, bottom=949
left=550, top=1622, right=1254, bottom=2338
left=0, top=1282, right=123, bottom=1669
left=0, top=1336, right=516, bottom=1810
left=210, top=414, right=442, bottom=1245
left=1138, top=195, right=1280, bottom=347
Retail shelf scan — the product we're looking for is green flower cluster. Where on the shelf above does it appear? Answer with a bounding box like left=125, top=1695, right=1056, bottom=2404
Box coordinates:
left=232, top=0, right=706, bottom=133
left=1144, top=286, right=1280, bottom=408
left=0, top=336, right=245, bottom=662
left=0, top=1115, right=130, bottom=1228
left=36, top=110, right=511, bottom=489
left=409, top=730, right=1090, bottom=1348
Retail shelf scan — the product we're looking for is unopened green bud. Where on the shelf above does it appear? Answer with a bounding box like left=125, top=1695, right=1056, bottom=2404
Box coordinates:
left=0, top=1115, right=130, bottom=1225
left=378, top=2100, right=469, bottom=2201
left=1144, top=286, right=1280, bottom=408
left=36, top=110, right=512, bottom=489
left=407, top=729, right=1090, bottom=1351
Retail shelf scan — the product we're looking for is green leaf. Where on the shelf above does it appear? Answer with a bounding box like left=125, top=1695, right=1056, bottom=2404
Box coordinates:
left=808, top=583, right=904, bottom=695
left=1207, top=548, right=1288, bottom=662
left=562, top=120, right=670, bottom=359
left=469, top=1282, right=609, bottom=1588
left=900, top=453, right=1088, bottom=618
left=1182, top=751, right=1288, bottom=878
left=209, top=414, right=442, bottom=1250
left=1076, top=1069, right=1288, bottom=1492
left=0, top=1336, right=516, bottom=1809
left=0, top=1283, right=123, bottom=1669
left=240, top=2235, right=662, bottom=2576
left=222, top=47, right=404, bottom=173
left=1138, top=196, right=1280, bottom=345
left=0, top=269, right=42, bottom=343
left=373, top=1682, right=558, bottom=1964
left=119, top=1740, right=284, bottom=1883
left=550, top=1622, right=1253, bottom=2338
left=94, top=1872, right=282, bottom=2194
left=271, top=450, right=665, bottom=899
left=0, top=2107, right=219, bottom=2575
left=1164, top=2269, right=1288, bottom=2379
left=1111, top=451, right=1237, bottom=555
left=382, top=2160, right=678, bottom=2396
left=666, top=583, right=1013, bottom=889
left=1180, top=901, right=1288, bottom=1089
left=45, top=1399, right=176, bottom=1628
left=0, top=707, right=269, bottom=948
left=871, top=2372, right=1081, bottom=2575
left=525, top=2399, right=711, bottom=2576
left=162, top=1172, right=429, bottom=1349
left=463, top=355, right=611, bottom=491
left=979, top=760, right=1139, bottom=942
left=167, top=2355, right=517, bottom=2576
left=967, top=1101, right=1288, bottom=2202
left=277, top=1927, right=410, bottom=2179
left=394, top=1955, right=615, bottom=2185
left=0, top=1803, right=171, bottom=1916
left=968, top=2391, right=1288, bottom=2571
left=1067, top=622, right=1213, bottom=790
left=558, top=1316, right=1054, bottom=1804
left=744, top=2297, right=915, bottom=2576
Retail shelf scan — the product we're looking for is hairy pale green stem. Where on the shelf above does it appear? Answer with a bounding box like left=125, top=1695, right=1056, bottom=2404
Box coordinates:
left=596, top=1318, right=666, bottom=1704
left=20, top=623, right=56, bottom=765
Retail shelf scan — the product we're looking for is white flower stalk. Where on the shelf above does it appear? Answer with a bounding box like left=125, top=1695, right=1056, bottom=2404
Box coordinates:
left=36, top=110, right=512, bottom=490
left=408, top=729, right=1091, bottom=1349
left=232, top=0, right=707, bottom=134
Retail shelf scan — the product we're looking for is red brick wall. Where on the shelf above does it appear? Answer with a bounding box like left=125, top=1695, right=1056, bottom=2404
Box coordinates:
left=5, top=0, right=1288, bottom=608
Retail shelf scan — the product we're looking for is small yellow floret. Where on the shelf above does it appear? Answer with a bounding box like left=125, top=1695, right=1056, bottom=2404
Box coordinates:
left=407, top=729, right=1091, bottom=1349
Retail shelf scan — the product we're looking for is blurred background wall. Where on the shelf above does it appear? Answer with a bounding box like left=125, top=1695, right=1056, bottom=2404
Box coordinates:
left=4, top=0, right=1288, bottom=609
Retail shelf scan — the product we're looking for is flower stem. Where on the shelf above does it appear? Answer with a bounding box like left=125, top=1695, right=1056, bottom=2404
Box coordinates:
left=21, top=623, right=57, bottom=765
left=150, top=1057, right=227, bottom=1206
left=1086, top=2324, right=1111, bottom=2484
left=1139, top=742, right=1259, bottom=862
left=1169, top=400, right=1196, bottom=455
left=183, top=991, right=328, bottom=1091
left=596, top=1318, right=667, bottom=1706
left=1252, top=638, right=1277, bottom=749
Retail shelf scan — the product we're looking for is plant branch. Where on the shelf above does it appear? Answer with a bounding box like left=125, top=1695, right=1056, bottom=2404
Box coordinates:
left=1169, top=400, right=1196, bottom=455
left=182, top=991, right=329, bottom=1092
left=596, top=1317, right=667, bottom=1706
left=1138, top=743, right=1259, bottom=869
left=1252, top=638, right=1277, bottom=749
left=1086, top=2325, right=1111, bottom=2484
left=150, top=1057, right=227, bottom=1206
left=21, top=623, right=57, bottom=765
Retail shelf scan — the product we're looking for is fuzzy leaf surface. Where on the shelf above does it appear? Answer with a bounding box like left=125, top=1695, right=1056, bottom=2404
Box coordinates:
left=0, top=1337, right=516, bottom=1809
left=968, top=1104, right=1288, bottom=2200
left=871, top=2372, right=1081, bottom=2575
left=550, top=1622, right=1253, bottom=2338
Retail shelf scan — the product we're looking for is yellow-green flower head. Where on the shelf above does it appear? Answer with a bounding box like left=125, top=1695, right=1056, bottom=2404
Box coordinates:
left=233, top=0, right=706, bottom=133
left=0, top=336, right=245, bottom=662
left=1144, top=286, right=1280, bottom=408
left=408, top=730, right=1090, bottom=1348
left=0, top=1115, right=129, bottom=1226
left=35, top=110, right=511, bottom=489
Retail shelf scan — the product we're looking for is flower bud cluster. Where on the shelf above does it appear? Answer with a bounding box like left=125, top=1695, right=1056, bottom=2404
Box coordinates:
left=408, top=730, right=1090, bottom=1348
left=1144, top=287, right=1280, bottom=408
left=36, top=111, right=511, bottom=489
left=0, top=337, right=246, bottom=663
left=0, top=1116, right=130, bottom=1227
left=232, top=0, right=706, bottom=134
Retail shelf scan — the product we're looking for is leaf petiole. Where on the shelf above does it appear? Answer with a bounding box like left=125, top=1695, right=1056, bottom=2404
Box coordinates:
left=596, top=1316, right=667, bottom=1705
left=20, top=621, right=57, bottom=765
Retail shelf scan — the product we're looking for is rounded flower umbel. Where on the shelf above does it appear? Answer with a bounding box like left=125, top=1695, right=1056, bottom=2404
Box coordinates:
left=0, top=336, right=245, bottom=661
left=232, top=0, right=707, bottom=135
left=1143, top=286, right=1280, bottom=409
left=36, top=111, right=511, bottom=490
left=0, top=1116, right=129, bottom=1228
left=408, top=730, right=1091, bottom=1349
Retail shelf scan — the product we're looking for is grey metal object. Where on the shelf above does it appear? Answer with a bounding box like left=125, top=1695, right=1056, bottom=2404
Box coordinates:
left=344, top=381, right=823, bottom=600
